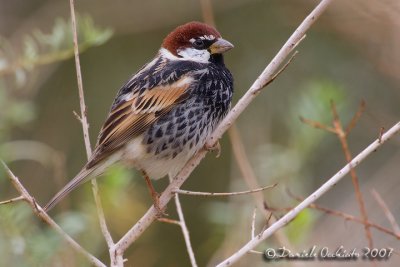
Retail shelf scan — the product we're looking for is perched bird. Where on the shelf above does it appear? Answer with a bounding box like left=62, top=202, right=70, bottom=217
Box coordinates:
left=44, top=21, right=234, bottom=212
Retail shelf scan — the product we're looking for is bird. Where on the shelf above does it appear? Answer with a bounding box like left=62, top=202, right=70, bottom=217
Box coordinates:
left=44, top=21, right=234, bottom=213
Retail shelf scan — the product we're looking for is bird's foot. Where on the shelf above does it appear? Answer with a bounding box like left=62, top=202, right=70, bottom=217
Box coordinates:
left=204, top=140, right=221, bottom=158
left=152, top=193, right=168, bottom=218
left=142, top=170, right=168, bottom=217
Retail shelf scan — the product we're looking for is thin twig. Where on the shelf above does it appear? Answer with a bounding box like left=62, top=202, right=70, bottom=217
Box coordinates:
left=282, top=189, right=400, bottom=240
left=299, top=116, right=336, bottom=133
left=216, top=121, right=400, bottom=266
left=114, top=0, right=336, bottom=257
left=1, top=161, right=106, bottom=267
left=0, top=196, right=25, bottom=205
left=371, top=189, right=400, bottom=236
left=251, top=208, right=257, bottom=239
left=345, top=100, right=366, bottom=135
left=263, top=50, right=300, bottom=88
left=170, top=176, right=198, bottom=267
left=330, top=101, right=373, bottom=248
left=69, top=0, right=115, bottom=253
left=378, top=127, right=385, bottom=144
left=173, top=184, right=276, bottom=197
left=267, top=202, right=400, bottom=240
left=157, top=218, right=181, bottom=226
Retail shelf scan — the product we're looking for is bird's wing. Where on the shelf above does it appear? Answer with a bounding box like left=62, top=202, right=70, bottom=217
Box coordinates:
left=87, top=58, right=201, bottom=169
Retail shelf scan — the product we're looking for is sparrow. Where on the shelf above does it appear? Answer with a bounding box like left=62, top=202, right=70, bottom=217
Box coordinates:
left=44, top=21, right=234, bottom=212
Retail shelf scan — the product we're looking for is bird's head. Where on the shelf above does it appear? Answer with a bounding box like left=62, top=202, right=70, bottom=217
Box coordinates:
left=162, top=21, right=234, bottom=63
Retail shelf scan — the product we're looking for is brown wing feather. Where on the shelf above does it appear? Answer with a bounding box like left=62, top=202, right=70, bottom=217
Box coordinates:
left=87, top=77, right=191, bottom=168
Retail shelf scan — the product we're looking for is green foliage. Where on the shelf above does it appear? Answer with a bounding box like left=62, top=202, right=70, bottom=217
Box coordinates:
left=285, top=209, right=315, bottom=244
left=288, top=79, right=347, bottom=154
left=0, top=14, right=113, bottom=141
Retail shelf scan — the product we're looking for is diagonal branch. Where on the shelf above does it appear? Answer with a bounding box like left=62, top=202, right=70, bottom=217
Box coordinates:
left=267, top=191, right=400, bottom=240
left=1, top=161, right=106, bottom=267
left=217, top=121, right=400, bottom=266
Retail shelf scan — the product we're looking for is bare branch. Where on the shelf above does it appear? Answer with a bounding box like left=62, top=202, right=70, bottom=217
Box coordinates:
left=0, top=196, right=25, bottom=205
left=1, top=161, right=106, bottom=267
left=283, top=189, right=400, bottom=240
left=345, top=99, right=366, bottom=135
left=157, top=218, right=181, bottom=226
left=268, top=203, right=400, bottom=240
left=251, top=208, right=257, bottom=239
left=299, top=116, right=336, bottom=133
left=330, top=100, right=373, bottom=248
left=263, top=50, right=300, bottom=88
left=378, top=127, right=385, bottom=144
left=173, top=184, right=276, bottom=197
left=170, top=176, right=198, bottom=267
left=68, top=0, right=115, bottom=254
left=217, top=121, right=400, bottom=266
left=371, top=189, right=400, bottom=236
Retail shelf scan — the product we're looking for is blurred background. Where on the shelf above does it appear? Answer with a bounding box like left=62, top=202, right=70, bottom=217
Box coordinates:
left=0, top=0, right=399, bottom=266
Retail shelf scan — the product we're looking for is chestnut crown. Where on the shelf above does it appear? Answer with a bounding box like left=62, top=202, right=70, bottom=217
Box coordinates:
left=162, top=21, right=233, bottom=61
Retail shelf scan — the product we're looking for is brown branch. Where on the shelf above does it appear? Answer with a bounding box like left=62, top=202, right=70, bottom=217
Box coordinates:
left=272, top=190, right=400, bottom=240
left=330, top=100, right=373, bottom=248
left=301, top=100, right=373, bottom=247
left=345, top=99, right=366, bottom=135
left=1, top=161, right=106, bottom=267
left=299, top=116, right=336, bottom=133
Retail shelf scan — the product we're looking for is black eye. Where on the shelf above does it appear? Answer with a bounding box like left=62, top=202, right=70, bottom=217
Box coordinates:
left=193, top=39, right=205, bottom=49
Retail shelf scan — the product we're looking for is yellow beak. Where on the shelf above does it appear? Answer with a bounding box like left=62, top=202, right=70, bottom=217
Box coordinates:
left=209, top=38, right=234, bottom=54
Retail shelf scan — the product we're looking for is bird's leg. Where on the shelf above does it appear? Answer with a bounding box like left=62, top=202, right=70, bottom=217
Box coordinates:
left=141, top=170, right=167, bottom=217
left=204, top=140, right=221, bottom=158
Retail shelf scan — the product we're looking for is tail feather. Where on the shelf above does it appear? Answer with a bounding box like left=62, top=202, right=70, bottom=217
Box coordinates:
left=44, top=150, right=123, bottom=212
left=44, top=167, right=94, bottom=211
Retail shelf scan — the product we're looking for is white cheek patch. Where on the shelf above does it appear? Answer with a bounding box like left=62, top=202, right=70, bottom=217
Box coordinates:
left=177, top=47, right=211, bottom=63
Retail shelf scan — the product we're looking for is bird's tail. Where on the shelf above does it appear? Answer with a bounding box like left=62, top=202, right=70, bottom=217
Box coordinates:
left=44, top=152, right=121, bottom=211
left=44, top=167, right=95, bottom=211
